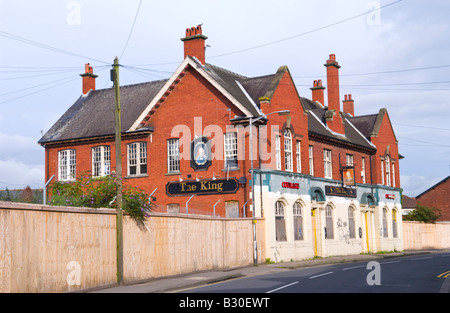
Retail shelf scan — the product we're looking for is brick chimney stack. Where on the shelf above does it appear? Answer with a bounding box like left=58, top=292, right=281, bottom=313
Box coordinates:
left=180, top=25, right=208, bottom=64
left=80, top=63, right=98, bottom=95
left=324, top=54, right=345, bottom=134
left=310, top=79, right=326, bottom=106
left=343, top=94, right=355, bottom=116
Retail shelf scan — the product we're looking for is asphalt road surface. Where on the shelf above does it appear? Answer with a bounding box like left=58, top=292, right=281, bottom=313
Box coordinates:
left=182, top=252, right=450, bottom=293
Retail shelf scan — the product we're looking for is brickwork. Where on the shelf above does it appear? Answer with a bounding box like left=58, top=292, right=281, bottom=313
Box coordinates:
left=416, top=177, right=450, bottom=221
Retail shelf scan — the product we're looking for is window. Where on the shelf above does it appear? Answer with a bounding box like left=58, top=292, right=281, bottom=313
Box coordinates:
left=296, top=141, right=301, bottom=173
left=167, top=203, right=180, bottom=214
left=58, top=149, right=76, bottom=181
left=92, top=146, right=111, bottom=177
left=380, top=159, right=385, bottom=185
left=225, top=201, right=239, bottom=218
left=361, top=157, right=366, bottom=184
left=385, top=156, right=391, bottom=186
left=309, top=145, right=314, bottom=175
left=392, top=209, right=398, bottom=238
left=293, top=202, right=303, bottom=240
left=346, top=154, right=354, bottom=166
left=167, top=139, right=180, bottom=173
left=382, top=208, right=388, bottom=238
left=275, top=135, right=281, bottom=170
left=348, top=206, right=356, bottom=239
left=275, top=201, right=286, bottom=241
left=128, top=142, right=147, bottom=176
left=392, top=162, right=396, bottom=188
left=324, top=149, right=332, bottom=179
left=224, top=132, right=238, bottom=169
left=325, top=205, right=334, bottom=239
left=284, top=129, right=293, bottom=172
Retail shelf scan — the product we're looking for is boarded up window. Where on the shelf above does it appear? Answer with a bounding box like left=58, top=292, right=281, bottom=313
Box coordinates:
left=275, top=201, right=286, bottom=241
left=348, top=207, right=356, bottom=239
left=225, top=201, right=239, bottom=218
left=293, top=202, right=303, bottom=240
left=392, top=209, right=398, bottom=238
left=167, top=203, right=180, bottom=214
left=383, top=208, right=388, bottom=238
left=325, top=205, right=334, bottom=239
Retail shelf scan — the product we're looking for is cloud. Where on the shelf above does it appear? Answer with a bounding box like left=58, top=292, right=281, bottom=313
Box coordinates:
left=0, top=159, right=44, bottom=189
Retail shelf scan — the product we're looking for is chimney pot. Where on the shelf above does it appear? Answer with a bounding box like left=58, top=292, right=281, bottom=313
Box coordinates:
left=80, top=63, right=98, bottom=95
left=181, top=25, right=208, bottom=64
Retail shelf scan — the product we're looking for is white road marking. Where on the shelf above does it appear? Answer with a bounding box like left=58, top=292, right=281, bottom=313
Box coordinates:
left=266, top=281, right=299, bottom=293
left=309, top=271, right=334, bottom=279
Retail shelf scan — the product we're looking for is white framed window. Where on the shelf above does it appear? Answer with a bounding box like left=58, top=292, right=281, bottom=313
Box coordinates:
left=392, top=162, right=396, bottom=188
left=128, top=142, right=147, bottom=176
left=284, top=129, right=293, bottom=172
left=92, top=146, right=111, bottom=177
left=309, top=145, right=314, bottom=175
left=224, top=132, right=238, bottom=169
left=382, top=208, right=388, bottom=238
left=275, top=135, right=281, bottom=170
left=293, top=202, right=303, bottom=240
left=167, top=139, right=180, bottom=173
left=324, top=149, right=332, bottom=179
left=275, top=200, right=286, bottom=241
left=296, top=140, right=301, bottom=173
left=58, top=149, right=76, bottom=181
left=346, top=154, right=354, bottom=166
left=380, top=158, right=385, bottom=185
left=361, top=157, right=366, bottom=184
left=385, top=156, right=391, bottom=186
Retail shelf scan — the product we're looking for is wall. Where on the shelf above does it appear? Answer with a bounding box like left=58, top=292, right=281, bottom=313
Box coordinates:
left=0, top=201, right=265, bottom=293
left=403, top=221, right=450, bottom=250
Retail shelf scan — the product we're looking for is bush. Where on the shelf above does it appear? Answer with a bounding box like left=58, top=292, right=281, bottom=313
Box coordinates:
left=403, top=204, right=441, bottom=223
left=49, top=173, right=153, bottom=222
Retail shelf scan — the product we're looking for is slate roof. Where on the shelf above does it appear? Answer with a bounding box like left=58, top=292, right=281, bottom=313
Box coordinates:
left=39, top=80, right=167, bottom=144
left=300, top=97, right=376, bottom=152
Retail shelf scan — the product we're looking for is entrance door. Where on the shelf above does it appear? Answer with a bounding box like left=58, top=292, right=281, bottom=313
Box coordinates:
left=311, top=209, right=318, bottom=257
left=364, top=212, right=370, bottom=253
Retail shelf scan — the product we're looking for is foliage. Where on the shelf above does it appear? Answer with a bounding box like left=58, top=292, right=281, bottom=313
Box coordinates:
left=49, top=173, right=153, bottom=222
left=403, top=204, right=441, bottom=223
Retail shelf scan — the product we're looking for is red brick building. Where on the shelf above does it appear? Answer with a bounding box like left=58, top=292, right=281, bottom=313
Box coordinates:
left=416, top=176, right=450, bottom=221
left=39, top=25, right=403, bottom=259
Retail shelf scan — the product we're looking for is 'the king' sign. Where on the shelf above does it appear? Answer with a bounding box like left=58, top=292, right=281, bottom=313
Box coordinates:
left=166, top=178, right=239, bottom=196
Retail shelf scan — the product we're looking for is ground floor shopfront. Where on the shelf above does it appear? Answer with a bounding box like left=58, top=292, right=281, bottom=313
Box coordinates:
left=252, top=170, right=403, bottom=262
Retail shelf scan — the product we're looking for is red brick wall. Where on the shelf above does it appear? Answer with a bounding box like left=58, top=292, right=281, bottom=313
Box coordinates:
left=417, top=179, right=450, bottom=221
left=370, top=112, right=400, bottom=187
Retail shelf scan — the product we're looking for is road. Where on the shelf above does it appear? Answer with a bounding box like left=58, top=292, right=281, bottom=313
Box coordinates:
left=182, top=252, right=450, bottom=293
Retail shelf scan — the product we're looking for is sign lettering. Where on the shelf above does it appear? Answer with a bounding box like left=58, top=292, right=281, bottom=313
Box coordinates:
left=166, top=178, right=239, bottom=196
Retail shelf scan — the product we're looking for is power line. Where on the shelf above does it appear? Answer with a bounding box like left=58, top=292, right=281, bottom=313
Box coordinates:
left=0, top=30, right=110, bottom=65
left=120, top=0, right=143, bottom=60
left=208, top=0, right=403, bottom=60
left=393, top=123, right=450, bottom=132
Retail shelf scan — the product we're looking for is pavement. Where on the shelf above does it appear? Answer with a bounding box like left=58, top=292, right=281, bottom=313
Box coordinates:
left=87, top=249, right=449, bottom=293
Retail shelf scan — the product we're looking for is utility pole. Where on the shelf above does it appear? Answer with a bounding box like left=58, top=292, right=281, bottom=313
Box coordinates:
left=112, top=57, right=124, bottom=285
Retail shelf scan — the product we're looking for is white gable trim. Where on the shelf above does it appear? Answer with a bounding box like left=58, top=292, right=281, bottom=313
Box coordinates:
left=129, top=57, right=253, bottom=131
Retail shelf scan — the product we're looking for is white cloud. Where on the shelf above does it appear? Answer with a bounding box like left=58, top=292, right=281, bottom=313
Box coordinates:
left=0, top=159, right=44, bottom=189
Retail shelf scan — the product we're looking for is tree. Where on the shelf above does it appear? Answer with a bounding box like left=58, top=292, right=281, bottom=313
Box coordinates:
left=403, top=204, right=441, bottom=223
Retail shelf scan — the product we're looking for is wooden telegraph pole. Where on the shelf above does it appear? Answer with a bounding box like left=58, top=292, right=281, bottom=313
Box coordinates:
left=112, top=57, right=124, bottom=285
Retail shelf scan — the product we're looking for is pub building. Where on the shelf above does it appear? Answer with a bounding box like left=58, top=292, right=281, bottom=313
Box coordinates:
left=39, top=26, right=403, bottom=261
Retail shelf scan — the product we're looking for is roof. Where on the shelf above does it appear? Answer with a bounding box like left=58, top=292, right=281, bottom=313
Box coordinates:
left=39, top=80, right=166, bottom=145
left=302, top=97, right=376, bottom=152
left=416, top=176, right=450, bottom=199
left=39, top=57, right=275, bottom=145
left=402, top=195, right=417, bottom=209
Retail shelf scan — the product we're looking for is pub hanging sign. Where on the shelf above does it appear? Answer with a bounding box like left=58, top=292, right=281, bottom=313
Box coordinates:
left=166, top=178, right=239, bottom=197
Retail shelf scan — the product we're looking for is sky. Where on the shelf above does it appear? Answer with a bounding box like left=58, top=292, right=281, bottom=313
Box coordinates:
left=0, top=0, right=449, bottom=197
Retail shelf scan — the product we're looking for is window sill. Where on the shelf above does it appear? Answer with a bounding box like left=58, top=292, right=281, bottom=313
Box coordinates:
left=165, top=172, right=181, bottom=176
left=222, top=167, right=240, bottom=172
left=124, top=174, right=149, bottom=179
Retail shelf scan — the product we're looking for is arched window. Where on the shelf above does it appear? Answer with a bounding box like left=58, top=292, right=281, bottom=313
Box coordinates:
left=385, top=155, right=391, bottom=186
left=392, top=209, right=398, bottom=238
left=382, top=208, right=388, bottom=238
left=348, top=206, right=356, bottom=239
left=275, top=201, right=287, bottom=241
left=325, top=205, right=334, bottom=239
left=293, top=202, right=303, bottom=240
left=284, top=129, right=293, bottom=172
